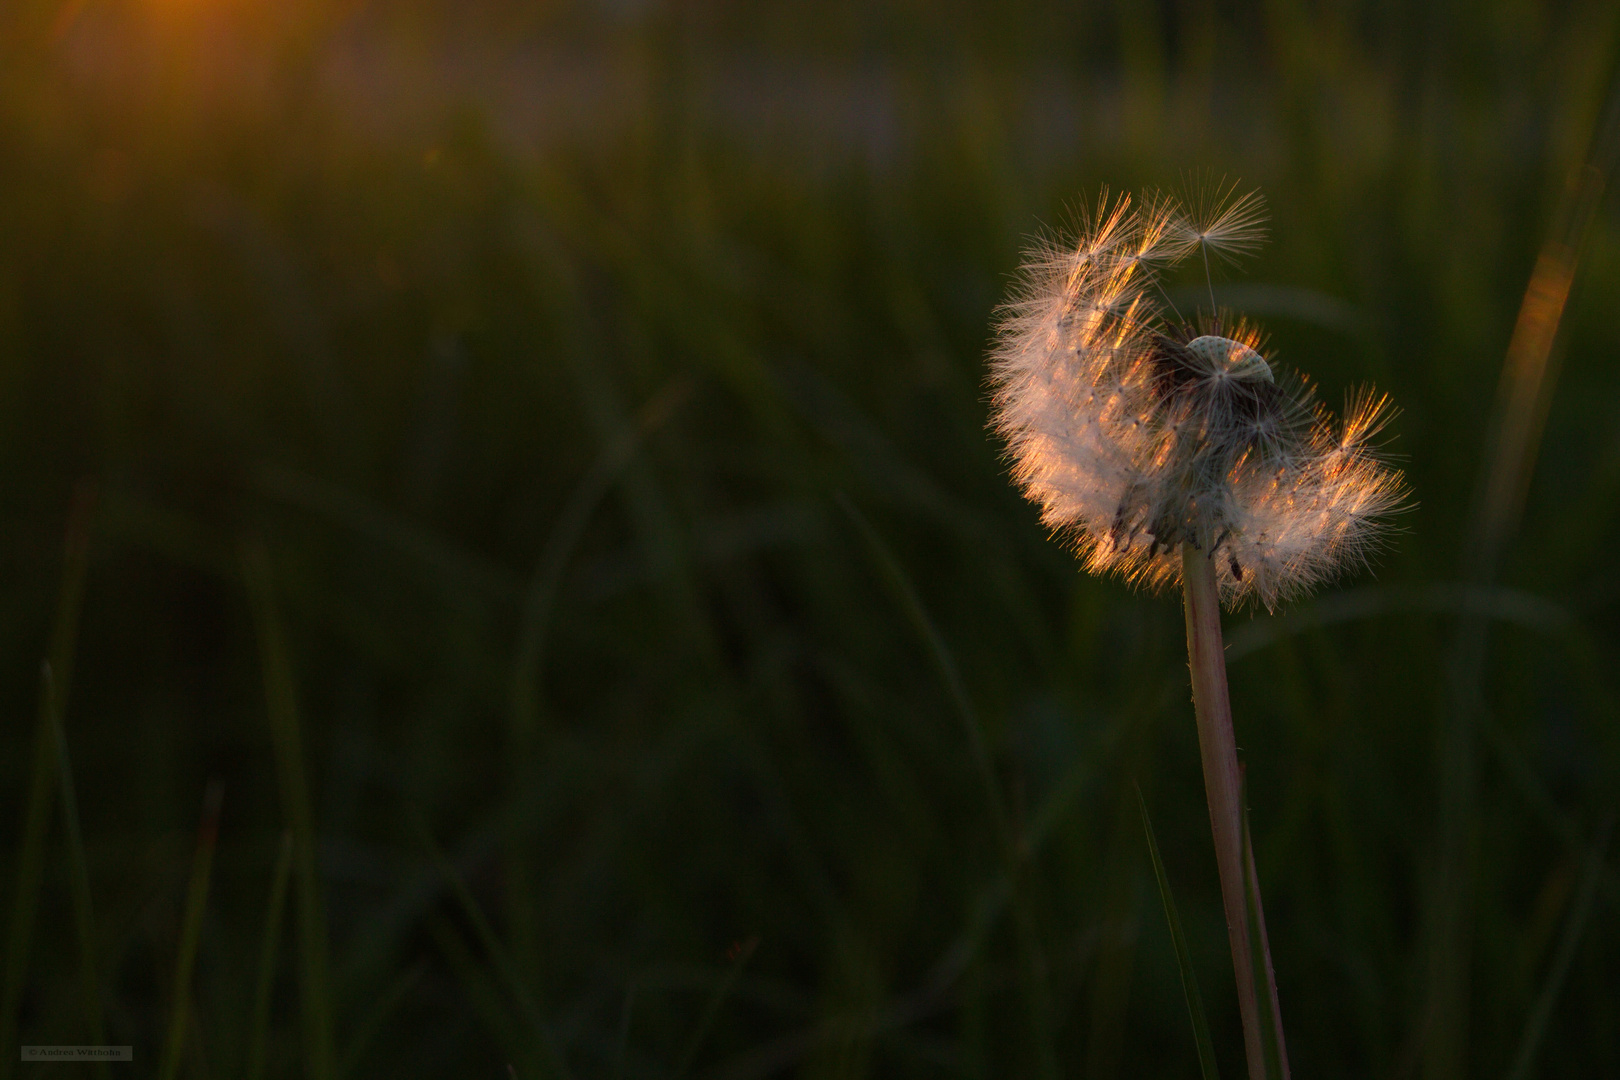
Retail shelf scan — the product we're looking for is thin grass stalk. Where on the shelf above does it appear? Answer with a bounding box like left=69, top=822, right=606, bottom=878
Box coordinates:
left=1240, top=783, right=1287, bottom=1079
left=505, top=378, right=689, bottom=976
left=0, top=680, right=58, bottom=1080
left=0, top=483, right=96, bottom=1080
left=612, top=982, right=638, bottom=1080
left=1087, top=745, right=1157, bottom=1077
left=1180, top=544, right=1288, bottom=1080
left=241, top=540, right=336, bottom=1080
left=1505, top=817, right=1614, bottom=1080
left=157, top=782, right=224, bottom=1080
left=337, top=963, right=425, bottom=1079
left=671, top=936, right=758, bottom=1080
left=839, top=494, right=1058, bottom=1079
left=44, top=663, right=108, bottom=1080
left=1137, top=786, right=1221, bottom=1080
left=1423, top=65, right=1620, bottom=1079
left=414, top=816, right=573, bottom=1080
left=426, top=917, right=530, bottom=1071
left=245, top=831, right=295, bottom=1080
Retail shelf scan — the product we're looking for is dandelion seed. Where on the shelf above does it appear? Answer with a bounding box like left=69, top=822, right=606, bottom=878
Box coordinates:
left=1172, top=181, right=1269, bottom=263
left=987, top=188, right=1407, bottom=611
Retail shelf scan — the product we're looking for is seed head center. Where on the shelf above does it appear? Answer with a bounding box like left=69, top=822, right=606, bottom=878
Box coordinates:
left=1186, top=335, right=1273, bottom=384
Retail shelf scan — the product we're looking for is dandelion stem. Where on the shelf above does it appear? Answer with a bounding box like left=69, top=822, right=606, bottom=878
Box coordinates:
left=1180, top=544, right=1288, bottom=1080
left=1201, top=243, right=1218, bottom=327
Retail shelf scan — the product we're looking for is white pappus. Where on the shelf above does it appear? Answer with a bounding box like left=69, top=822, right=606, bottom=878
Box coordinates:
left=988, top=187, right=1408, bottom=610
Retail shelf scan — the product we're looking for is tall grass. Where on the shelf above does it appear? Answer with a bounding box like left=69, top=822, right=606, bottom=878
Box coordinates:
left=1, top=1, right=1618, bottom=1077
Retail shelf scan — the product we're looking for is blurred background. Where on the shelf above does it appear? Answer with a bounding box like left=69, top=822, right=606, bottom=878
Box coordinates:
left=2, top=0, right=1618, bottom=1077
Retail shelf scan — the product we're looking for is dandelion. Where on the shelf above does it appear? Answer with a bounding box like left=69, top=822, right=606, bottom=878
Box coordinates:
left=987, top=187, right=1408, bottom=1080
left=989, top=187, right=1405, bottom=610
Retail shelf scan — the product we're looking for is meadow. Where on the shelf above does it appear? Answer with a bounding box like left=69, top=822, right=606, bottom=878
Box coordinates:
left=1, top=1, right=1618, bottom=1076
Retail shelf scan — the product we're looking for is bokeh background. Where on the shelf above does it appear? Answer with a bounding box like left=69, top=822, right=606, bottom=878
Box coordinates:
left=3, top=0, right=1619, bottom=1077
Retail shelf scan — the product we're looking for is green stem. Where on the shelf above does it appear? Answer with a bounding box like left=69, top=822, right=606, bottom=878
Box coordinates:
left=157, top=782, right=223, bottom=1080
left=1181, top=545, right=1288, bottom=1080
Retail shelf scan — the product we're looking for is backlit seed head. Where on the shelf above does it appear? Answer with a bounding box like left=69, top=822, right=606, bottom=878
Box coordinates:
left=987, top=188, right=1408, bottom=610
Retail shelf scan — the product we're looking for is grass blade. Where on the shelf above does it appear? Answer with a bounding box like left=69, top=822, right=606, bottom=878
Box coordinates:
left=0, top=482, right=96, bottom=1080
left=509, top=377, right=692, bottom=743
left=0, top=690, right=58, bottom=1080
left=835, top=493, right=1006, bottom=836
left=1424, top=63, right=1620, bottom=1079
left=672, top=937, right=759, bottom=1080
left=427, top=917, right=528, bottom=1071
left=1137, top=786, right=1220, bottom=1080
left=836, top=492, right=1059, bottom=1079
left=241, top=539, right=336, bottom=1080
left=158, top=781, right=224, bottom=1080
left=412, top=815, right=573, bottom=1080
left=837, top=492, right=1063, bottom=1080
left=245, top=830, right=295, bottom=1080
left=337, top=963, right=425, bottom=1079
left=45, top=662, right=107, bottom=1066
left=1240, top=792, right=1288, bottom=1080
left=1505, top=818, right=1614, bottom=1080
left=506, top=378, right=690, bottom=974
left=612, top=981, right=638, bottom=1080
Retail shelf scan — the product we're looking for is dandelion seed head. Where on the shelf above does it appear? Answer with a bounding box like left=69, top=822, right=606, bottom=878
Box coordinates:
left=988, top=188, right=1408, bottom=610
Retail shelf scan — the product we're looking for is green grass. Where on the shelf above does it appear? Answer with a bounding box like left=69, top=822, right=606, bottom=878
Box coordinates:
left=1138, top=787, right=1219, bottom=1080
left=2, top=1, right=1620, bottom=1077
left=244, top=830, right=292, bottom=1080
left=241, top=540, right=336, bottom=1080
left=156, top=781, right=222, bottom=1080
